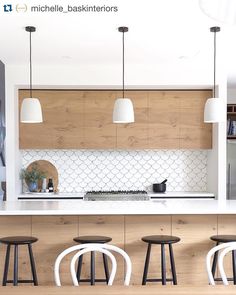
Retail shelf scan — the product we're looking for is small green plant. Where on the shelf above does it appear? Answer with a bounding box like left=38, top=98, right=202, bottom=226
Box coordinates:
left=20, top=163, right=46, bottom=183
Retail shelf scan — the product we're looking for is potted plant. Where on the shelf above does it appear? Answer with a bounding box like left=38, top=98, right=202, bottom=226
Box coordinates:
left=20, top=163, right=46, bottom=192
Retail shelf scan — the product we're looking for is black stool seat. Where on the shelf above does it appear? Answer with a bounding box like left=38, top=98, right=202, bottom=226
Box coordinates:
left=142, top=234, right=180, bottom=286
left=210, top=235, right=236, bottom=243
left=73, top=235, right=112, bottom=244
left=0, top=236, right=38, bottom=286
left=142, top=235, right=180, bottom=244
left=73, top=235, right=112, bottom=285
left=0, top=236, right=38, bottom=245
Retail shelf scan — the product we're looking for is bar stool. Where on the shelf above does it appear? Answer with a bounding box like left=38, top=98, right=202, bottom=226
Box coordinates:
left=141, top=235, right=180, bottom=285
left=210, top=235, right=236, bottom=284
left=73, top=235, right=112, bottom=285
left=0, top=236, right=38, bottom=286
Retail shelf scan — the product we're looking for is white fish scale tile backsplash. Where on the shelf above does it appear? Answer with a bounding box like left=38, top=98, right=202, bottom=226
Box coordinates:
left=21, top=150, right=207, bottom=192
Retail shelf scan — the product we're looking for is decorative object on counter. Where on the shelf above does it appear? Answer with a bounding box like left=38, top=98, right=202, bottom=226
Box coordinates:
left=20, top=163, right=46, bottom=192
left=153, top=179, right=167, bottom=193
left=113, top=26, right=134, bottom=124
left=25, top=160, right=58, bottom=193
left=42, top=177, right=47, bottom=192
left=47, top=178, right=54, bottom=193
left=204, top=26, right=225, bottom=123
left=20, top=26, right=43, bottom=123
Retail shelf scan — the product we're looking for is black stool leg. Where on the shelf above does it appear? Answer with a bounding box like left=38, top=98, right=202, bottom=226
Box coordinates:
left=76, top=255, right=83, bottom=283
left=13, top=245, right=18, bottom=286
left=161, top=244, right=166, bottom=285
left=28, top=244, right=38, bottom=286
left=142, top=243, right=152, bottom=285
left=90, top=251, right=95, bottom=285
left=169, top=244, right=177, bottom=285
left=211, top=242, right=219, bottom=279
left=232, top=250, right=236, bottom=285
left=102, top=254, right=110, bottom=284
left=2, top=244, right=11, bottom=286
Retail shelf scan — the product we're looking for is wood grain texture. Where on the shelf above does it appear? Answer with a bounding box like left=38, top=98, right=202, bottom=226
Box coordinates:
left=0, top=214, right=228, bottom=287
left=0, top=216, right=31, bottom=284
left=31, top=216, right=78, bottom=285
left=172, top=215, right=217, bottom=285
left=0, top=286, right=236, bottom=295
left=19, top=90, right=84, bottom=149
left=19, top=89, right=212, bottom=149
left=125, top=215, right=172, bottom=285
left=84, top=91, right=117, bottom=148
left=78, top=216, right=125, bottom=285
left=216, top=215, right=236, bottom=284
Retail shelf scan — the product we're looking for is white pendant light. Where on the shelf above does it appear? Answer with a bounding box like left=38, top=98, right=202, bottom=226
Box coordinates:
left=20, top=26, right=43, bottom=123
left=204, top=27, right=225, bottom=123
left=113, top=27, right=134, bottom=124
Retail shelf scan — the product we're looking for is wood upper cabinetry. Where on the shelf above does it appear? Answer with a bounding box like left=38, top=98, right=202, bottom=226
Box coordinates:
left=19, top=89, right=212, bottom=149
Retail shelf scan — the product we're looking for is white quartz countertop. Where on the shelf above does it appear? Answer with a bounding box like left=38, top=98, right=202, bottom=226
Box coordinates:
left=0, top=199, right=235, bottom=215
left=18, top=191, right=215, bottom=199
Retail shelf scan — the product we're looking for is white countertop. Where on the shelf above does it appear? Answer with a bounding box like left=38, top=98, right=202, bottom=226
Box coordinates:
left=18, top=191, right=215, bottom=199
left=0, top=199, right=235, bottom=215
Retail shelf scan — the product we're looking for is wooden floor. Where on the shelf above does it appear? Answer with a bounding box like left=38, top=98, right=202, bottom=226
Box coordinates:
left=0, top=286, right=236, bottom=295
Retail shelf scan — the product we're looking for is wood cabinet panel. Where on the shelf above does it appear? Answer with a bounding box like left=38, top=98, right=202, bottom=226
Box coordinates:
left=84, top=91, right=116, bottom=148
left=125, top=215, right=171, bottom=285
left=179, top=91, right=212, bottom=149
left=19, top=90, right=84, bottom=149
left=19, top=89, right=212, bottom=149
left=172, top=215, right=217, bottom=284
left=31, top=216, right=78, bottom=285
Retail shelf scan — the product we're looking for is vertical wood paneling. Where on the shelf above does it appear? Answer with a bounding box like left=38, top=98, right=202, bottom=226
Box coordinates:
left=179, top=90, right=212, bottom=149
left=31, top=216, right=78, bottom=285
left=148, top=91, right=180, bottom=149
left=78, top=216, right=124, bottom=285
left=172, top=215, right=217, bottom=284
left=84, top=91, right=117, bottom=148
left=0, top=216, right=31, bottom=283
left=0, top=214, right=229, bottom=286
left=19, top=89, right=212, bottom=149
left=125, top=215, right=171, bottom=285
left=217, top=215, right=236, bottom=283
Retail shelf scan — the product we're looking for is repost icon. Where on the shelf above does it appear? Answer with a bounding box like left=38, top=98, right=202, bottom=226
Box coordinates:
left=3, top=4, right=12, bottom=12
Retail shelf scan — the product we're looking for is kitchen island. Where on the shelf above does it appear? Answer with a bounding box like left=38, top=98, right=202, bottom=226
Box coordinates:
left=0, top=199, right=235, bottom=286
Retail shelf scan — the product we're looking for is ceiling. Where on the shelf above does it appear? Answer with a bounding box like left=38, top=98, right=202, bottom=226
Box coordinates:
left=0, top=0, right=236, bottom=86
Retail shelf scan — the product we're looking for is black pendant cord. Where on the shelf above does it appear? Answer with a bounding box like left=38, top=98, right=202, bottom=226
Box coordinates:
left=210, top=26, right=220, bottom=98
left=213, top=30, right=216, bottom=98
left=29, top=30, right=32, bottom=98
left=122, top=30, right=125, bottom=99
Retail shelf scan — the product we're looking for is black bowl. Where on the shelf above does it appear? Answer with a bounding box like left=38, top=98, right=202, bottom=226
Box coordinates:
left=153, top=183, right=166, bottom=193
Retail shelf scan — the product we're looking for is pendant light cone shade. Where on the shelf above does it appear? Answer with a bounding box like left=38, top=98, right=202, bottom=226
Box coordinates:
left=204, top=97, right=225, bottom=123
left=20, top=98, right=43, bottom=123
left=20, top=26, right=43, bottom=123
left=204, top=26, right=225, bottom=123
left=113, top=26, right=134, bottom=123
left=113, top=98, right=134, bottom=123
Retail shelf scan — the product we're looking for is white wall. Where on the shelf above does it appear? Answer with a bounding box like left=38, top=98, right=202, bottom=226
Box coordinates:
left=228, top=87, right=236, bottom=103
left=5, top=63, right=227, bottom=200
